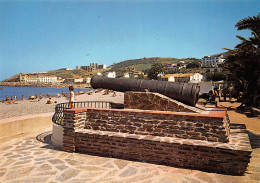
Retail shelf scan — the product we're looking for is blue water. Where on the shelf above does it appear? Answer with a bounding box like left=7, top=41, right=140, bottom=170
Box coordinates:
left=0, top=86, right=89, bottom=101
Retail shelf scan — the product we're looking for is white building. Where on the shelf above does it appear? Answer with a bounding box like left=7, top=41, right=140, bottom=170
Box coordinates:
left=64, top=77, right=84, bottom=84
left=123, top=73, right=130, bottom=78
left=19, top=74, right=57, bottom=83
left=103, top=71, right=116, bottom=78
left=38, top=75, right=57, bottom=83
left=97, top=64, right=106, bottom=69
left=202, top=52, right=228, bottom=67
left=25, top=75, right=38, bottom=83
left=206, top=67, right=224, bottom=73
left=160, top=73, right=203, bottom=83
left=85, top=78, right=92, bottom=84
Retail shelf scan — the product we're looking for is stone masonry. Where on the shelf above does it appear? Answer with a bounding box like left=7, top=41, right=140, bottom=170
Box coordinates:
left=63, top=106, right=252, bottom=175
left=84, top=108, right=230, bottom=143
left=124, top=92, right=202, bottom=113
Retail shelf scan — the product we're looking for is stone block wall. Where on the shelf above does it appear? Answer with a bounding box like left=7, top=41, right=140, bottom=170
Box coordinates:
left=84, top=108, right=230, bottom=143
left=124, top=92, right=202, bottom=113
left=63, top=109, right=86, bottom=152
left=62, top=108, right=251, bottom=175
left=75, top=128, right=251, bottom=175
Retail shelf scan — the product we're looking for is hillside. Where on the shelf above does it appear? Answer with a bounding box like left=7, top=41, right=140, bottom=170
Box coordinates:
left=109, top=57, right=200, bottom=74
left=2, top=57, right=201, bottom=82
left=47, top=69, right=107, bottom=79
left=2, top=74, right=21, bottom=82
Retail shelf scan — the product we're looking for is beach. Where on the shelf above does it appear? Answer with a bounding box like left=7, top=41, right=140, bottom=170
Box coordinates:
left=0, top=90, right=124, bottom=119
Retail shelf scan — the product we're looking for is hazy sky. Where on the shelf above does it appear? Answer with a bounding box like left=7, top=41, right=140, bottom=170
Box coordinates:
left=0, top=0, right=259, bottom=81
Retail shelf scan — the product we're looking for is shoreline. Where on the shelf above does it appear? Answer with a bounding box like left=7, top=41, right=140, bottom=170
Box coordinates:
left=0, top=90, right=124, bottom=120
left=0, top=82, right=91, bottom=89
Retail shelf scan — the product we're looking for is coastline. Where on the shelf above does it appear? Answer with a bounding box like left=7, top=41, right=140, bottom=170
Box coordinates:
left=0, top=90, right=124, bottom=120
left=0, top=82, right=90, bottom=89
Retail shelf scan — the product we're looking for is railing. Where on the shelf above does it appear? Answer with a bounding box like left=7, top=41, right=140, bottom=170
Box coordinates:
left=52, top=101, right=111, bottom=126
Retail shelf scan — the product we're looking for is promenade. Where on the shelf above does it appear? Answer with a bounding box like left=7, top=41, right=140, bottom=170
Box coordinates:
left=0, top=100, right=259, bottom=183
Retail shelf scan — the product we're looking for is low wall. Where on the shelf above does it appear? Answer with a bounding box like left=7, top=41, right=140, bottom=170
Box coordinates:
left=75, top=127, right=251, bottom=175
left=62, top=108, right=252, bottom=175
left=124, top=92, right=202, bottom=113
left=0, top=113, right=53, bottom=140
left=85, top=108, right=230, bottom=142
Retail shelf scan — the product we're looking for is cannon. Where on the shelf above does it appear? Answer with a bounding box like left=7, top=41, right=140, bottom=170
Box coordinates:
left=91, top=76, right=200, bottom=106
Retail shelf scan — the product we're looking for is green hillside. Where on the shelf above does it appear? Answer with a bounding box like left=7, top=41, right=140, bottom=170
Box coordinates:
left=47, top=69, right=104, bottom=79
left=3, top=57, right=201, bottom=82
left=109, top=57, right=200, bottom=73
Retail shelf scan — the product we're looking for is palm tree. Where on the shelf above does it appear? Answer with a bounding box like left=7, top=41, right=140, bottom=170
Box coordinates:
left=224, top=13, right=260, bottom=108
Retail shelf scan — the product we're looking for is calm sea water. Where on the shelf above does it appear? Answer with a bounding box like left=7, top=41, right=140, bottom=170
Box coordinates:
left=0, top=86, right=89, bottom=101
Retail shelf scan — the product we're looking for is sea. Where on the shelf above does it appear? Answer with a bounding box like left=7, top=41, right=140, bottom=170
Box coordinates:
left=0, top=86, right=89, bottom=101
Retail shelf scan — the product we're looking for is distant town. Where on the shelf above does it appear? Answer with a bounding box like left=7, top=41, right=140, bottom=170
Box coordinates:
left=1, top=52, right=227, bottom=87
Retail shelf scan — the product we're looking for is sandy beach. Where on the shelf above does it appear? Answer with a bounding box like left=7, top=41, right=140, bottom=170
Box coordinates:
left=0, top=90, right=124, bottom=119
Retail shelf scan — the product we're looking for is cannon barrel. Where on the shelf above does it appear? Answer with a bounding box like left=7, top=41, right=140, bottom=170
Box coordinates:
left=91, top=76, right=200, bottom=106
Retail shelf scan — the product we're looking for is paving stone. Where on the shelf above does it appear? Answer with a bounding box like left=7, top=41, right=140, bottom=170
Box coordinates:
left=56, top=169, right=79, bottom=182
left=37, top=164, right=52, bottom=171
left=76, top=166, right=106, bottom=171
left=0, top=146, right=13, bottom=151
left=83, top=158, right=108, bottom=166
left=247, top=173, right=260, bottom=181
left=0, top=168, right=6, bottom=172
left=103, top=162, right=115, bottom=168
left=120, top=172, right=159, bottom=182
left=57, top=152, right=69, bottom=159
left=0, top=172, right=6, bottom=177
left=6, top=167, right=35, bottom=180
left=214, top=174, right=244, bottom=183
left=35, top=157, right=51, bottom=161
left=10, top=176, right=50, bottom=183
left=0, top=123, right=259, bottom=183
left=67, top=178, right=94, bottom=183
left=48, top=159, right=64, bottom=165
left=65, top=158, right=81, bottom=165
left=184, top=177, right=201, bottom=183
left=0, top=159, right=16, bottom=167
left=36, top=171, right=57, bottom=176
left=104, top=170, right=118, bottom=177
left=14, top=160, right=31, bottom=165
left=55, top=165, right=68, bottom=171
left=194, top=172, right=216, bottom=183
left=119, top=167, right=138, bottom=177
left=3, top=152, right=13, bottom=157
left=79, top=171, right=104, bottom=178
left=33, top=151, right=44, bottom=155
left=114, top=159, right=130, bottom=169
left=159, top=176, right=183, bottom=183
left=9, top=154, right=23, bottom=159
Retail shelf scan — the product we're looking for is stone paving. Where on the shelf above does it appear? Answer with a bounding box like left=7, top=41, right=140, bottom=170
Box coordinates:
left=0, top=128, right=259, bottom=183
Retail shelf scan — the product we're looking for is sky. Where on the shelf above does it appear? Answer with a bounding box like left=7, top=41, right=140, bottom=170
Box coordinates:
left=0, top=0, right=259, bottom=81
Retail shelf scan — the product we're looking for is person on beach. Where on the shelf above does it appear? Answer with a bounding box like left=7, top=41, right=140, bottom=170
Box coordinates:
left=213, top=88, right=219, bottom=102
left=39, top=93, right=42, bottom=99
left=46, top=97, right=54, bottom=104
left=113, top=91, right=117, bottom=97
left=69, top=86, right=75, bottom=108
left=21, top=95, right=24, bottom=100
left=6, top=96, right=9, bottom=102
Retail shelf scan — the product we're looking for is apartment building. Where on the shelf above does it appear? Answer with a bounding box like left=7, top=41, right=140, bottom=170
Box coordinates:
left=19, top=74, right=57, bottom=83
left=202, top=52, right=228, bottom=67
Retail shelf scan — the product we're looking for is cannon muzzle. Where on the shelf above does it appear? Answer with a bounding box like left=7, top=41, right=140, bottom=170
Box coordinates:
left=91, top=76, right=200, bottom=106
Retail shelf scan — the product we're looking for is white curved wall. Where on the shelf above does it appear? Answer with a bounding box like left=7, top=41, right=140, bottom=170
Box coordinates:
left=51, top=123, right=64, bottom=146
